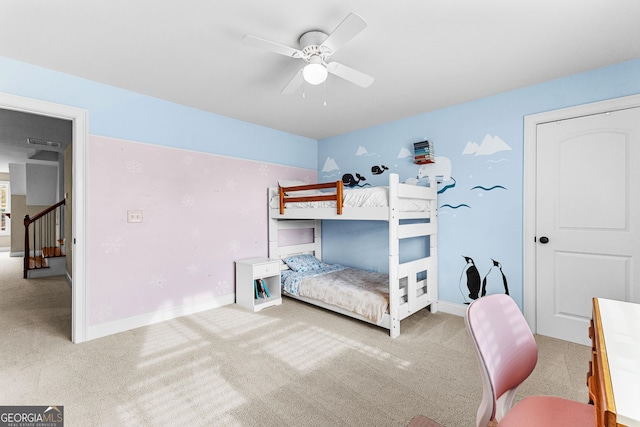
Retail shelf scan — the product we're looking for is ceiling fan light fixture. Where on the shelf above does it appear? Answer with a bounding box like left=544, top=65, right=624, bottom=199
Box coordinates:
left=302, top=57, right=328, bottom=85
left=243, top=13, right=373, bottom=94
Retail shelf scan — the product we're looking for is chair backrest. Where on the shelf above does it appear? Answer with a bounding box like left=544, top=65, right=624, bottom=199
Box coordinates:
left=465, top=294, right=538, bottom=426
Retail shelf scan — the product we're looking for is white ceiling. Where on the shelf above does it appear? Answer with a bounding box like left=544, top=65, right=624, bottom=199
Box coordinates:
left=0, top=0, right=639, bottom=141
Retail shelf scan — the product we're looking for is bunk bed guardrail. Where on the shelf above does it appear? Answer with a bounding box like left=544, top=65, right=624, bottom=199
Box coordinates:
left=278, top=180, right=344, bottom=214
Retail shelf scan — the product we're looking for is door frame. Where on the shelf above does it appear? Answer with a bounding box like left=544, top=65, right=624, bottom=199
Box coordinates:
left=0, top=91, right=88, bottom=343
left=523, top=93, right=640, bottom=333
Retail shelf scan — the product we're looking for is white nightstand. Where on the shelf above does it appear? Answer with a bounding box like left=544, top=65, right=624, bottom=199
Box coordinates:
left=235, top=257, right=282, bottom=312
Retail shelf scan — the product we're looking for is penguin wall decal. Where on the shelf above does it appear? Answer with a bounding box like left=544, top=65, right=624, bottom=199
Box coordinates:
left=460, top=256, right=481, bottom=303
left=459, top=256, right=510, bottom=303
left=481, top=259, right=509, bottom=296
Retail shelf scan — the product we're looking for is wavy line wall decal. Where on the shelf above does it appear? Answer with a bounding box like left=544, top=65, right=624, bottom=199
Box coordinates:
left=440, top=204, right=471, bottom=209
left=470, top=185, right=507, bottom=191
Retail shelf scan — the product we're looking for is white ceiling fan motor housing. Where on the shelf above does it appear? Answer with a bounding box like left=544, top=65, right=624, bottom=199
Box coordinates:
left=299, top=31, right=333, bottom=62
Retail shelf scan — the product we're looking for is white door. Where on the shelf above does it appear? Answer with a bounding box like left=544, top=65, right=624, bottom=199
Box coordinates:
left=536, top=107, right=640, bottom=345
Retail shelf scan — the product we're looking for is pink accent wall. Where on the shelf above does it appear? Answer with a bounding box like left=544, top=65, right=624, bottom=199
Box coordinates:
left=87, top=135, right=315, bottom=326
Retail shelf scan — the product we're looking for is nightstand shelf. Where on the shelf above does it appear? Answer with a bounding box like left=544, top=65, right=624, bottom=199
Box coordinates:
left=235, top=257, right=282, bottom=312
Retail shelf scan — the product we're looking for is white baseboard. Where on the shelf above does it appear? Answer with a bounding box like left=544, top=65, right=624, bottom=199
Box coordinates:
left=85, top=294, right=236, bottom=342
left=10, top=251, right=24, bottom=257
left=435, top=300, right=467, bottom=317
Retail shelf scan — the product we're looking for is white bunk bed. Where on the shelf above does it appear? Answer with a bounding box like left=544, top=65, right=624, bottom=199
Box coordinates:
left=268, top=173, right=437, bottom=338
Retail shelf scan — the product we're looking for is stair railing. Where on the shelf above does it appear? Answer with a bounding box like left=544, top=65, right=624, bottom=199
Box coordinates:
left=23, top=199, right=65, bottom=278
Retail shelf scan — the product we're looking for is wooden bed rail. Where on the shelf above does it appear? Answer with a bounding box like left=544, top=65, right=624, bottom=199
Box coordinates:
left=279, top=180, right=344, bottom=215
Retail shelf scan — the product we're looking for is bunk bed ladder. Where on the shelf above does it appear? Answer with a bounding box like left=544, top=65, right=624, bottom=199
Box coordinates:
left=389, top=175, right=439, bottom=338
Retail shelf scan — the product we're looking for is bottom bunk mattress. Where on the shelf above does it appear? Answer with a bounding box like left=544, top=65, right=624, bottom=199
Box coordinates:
left=282, top=265, right=392, bottom=324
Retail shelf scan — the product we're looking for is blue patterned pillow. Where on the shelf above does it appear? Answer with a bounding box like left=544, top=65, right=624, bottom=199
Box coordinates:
left=282, top=254, right=327, bottom=272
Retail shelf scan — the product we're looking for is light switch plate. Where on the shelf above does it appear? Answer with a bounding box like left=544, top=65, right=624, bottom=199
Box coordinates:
left=127, top=210, right=143, bottom=223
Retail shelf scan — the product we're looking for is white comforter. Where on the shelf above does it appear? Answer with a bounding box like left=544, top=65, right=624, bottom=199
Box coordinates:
left=271, top=186, right=428, bottom=211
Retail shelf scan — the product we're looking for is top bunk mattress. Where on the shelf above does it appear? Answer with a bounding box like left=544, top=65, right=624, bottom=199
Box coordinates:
left=269, top=186, right=429, bottom=211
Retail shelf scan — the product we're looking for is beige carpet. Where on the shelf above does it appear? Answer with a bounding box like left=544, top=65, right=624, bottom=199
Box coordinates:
left=0, top=252, right=591, bottom=426
left=408, top=415, right=443, bottom=426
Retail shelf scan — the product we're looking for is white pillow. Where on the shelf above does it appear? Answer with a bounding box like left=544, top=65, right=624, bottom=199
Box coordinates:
left=282, top=254, right=328, bottom=272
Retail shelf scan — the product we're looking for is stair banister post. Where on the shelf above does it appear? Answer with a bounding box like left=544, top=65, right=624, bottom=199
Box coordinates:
left=23, top=214, right=31, bottom=279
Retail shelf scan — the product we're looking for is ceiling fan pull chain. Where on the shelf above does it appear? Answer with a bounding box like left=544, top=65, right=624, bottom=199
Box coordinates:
left=323, top=81, right=327, bottom=106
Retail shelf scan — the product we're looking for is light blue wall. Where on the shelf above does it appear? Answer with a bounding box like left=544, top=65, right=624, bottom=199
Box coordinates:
left=318, top=59, right=640, bottom=310
left=0, top=57, right=316, bottom=169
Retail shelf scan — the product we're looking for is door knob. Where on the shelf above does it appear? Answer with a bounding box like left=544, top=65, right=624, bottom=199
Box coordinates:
left=539, top=236, right=549, bottom=244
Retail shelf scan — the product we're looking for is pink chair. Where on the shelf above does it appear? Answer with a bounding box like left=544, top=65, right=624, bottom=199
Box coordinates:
left=465, top=294, right=595, bottom=427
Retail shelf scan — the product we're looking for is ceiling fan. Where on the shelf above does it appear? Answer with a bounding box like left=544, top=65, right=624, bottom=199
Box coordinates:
left=242, top=12, right=374, bottom=94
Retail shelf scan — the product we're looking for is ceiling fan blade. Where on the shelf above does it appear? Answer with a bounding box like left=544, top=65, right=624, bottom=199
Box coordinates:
left=326, top=62, right=374, bottom=88
left=242, top=35, right=303, bottom=59
left=282, top=68, right=304, bottom=94
left=321, top=12, right=367, bottom=54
